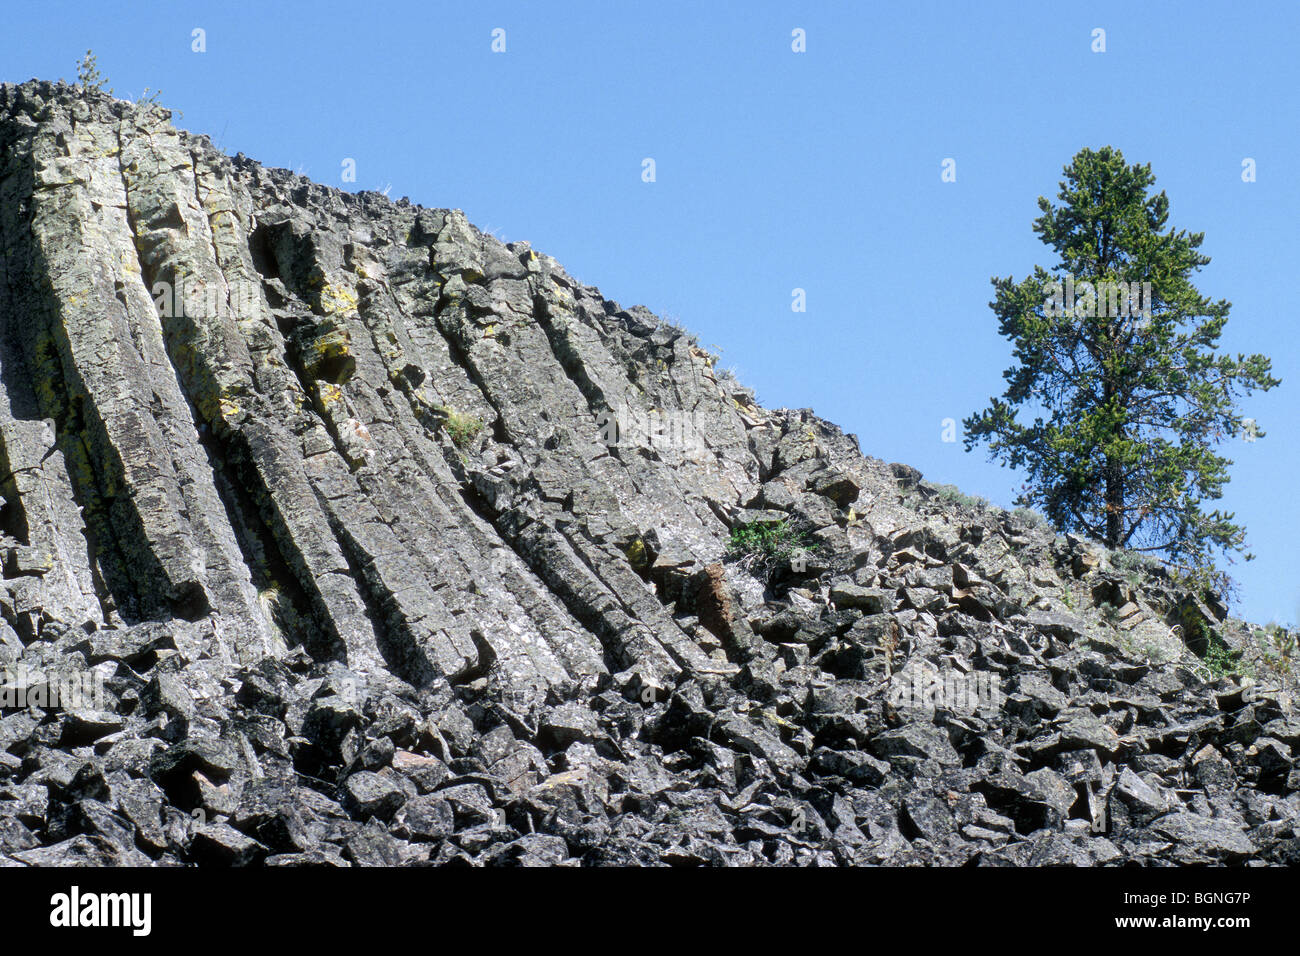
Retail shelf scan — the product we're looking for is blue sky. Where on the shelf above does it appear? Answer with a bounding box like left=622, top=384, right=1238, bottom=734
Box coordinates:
left=4, top=0, right=1296, bottom=625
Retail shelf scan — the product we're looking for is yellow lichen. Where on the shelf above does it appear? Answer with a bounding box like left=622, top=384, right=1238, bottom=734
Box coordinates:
left=318, top=382, right=344, bottom=408
left=624, top=538, right=648, bottom=569
left=319, top=282, right=359, bottom=315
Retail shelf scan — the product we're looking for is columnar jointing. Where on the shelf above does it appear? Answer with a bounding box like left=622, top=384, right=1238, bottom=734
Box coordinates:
left=0, top=81, right=766, bottom=701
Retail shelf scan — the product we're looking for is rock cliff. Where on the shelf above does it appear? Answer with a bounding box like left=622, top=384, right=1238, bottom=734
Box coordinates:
left=0, top=80, right=1294, bottom=866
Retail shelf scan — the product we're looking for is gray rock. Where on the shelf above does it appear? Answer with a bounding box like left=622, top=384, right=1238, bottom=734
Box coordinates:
left=230, top=780, right=312, bottom=853
left=1113, top=767, right=1173, bottom=825
left=344, top=820, right=405, bottom=866
left=902, top=794, right=954, bottom=841
left=829, top=583, right=895, bottom=614
left=872, top=723, right=961, bottom=768
left=339, top=771, right=407, bottom=822
left=1055, top=712, right=1121, bottom=756
left=11, top=834, right=150, bottom=866
left=149, top=738, right=242, bottom=798
left=1147, top=813, right=1256, bottom=860
left=392, top=795, right=455, bottom=841
left=189, top=822, right=268, bottom=866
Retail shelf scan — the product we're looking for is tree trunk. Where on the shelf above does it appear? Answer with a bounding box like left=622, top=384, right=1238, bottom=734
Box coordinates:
left=1102, top=344, right=1123, bottom=548
left=1105, top=459, right=1123, bottom=548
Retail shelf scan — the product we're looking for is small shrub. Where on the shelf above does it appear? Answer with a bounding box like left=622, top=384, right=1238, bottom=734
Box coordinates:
left=256, top=578, right=307, bottom=646
left=1012, top=506, right=1051, bottom=530
left=1134, top=639, right=1167, bottom=662
left=931, top=483, right=989, bottom=510
left=442, top=409, right=484, bottom=448
left=728, top=519, right=799, bottom=556
left=1253, top=623, right=1297, bottom=679
left=1111, top=549, right=1160, bottom=578
left=726, top=518, right=815, bottom=580
left=76, top=50, right=111, bottom=94
left=1203, top=633, right=1249, bottom=681
left=1265, top=622, right=1297, bottom=657
left=660, top=313, right=697, bottom=346
left=1169, top=563, right=1238, bottom=612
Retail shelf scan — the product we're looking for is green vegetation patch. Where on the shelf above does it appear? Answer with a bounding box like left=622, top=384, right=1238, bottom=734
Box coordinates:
left=443, top=409, right=484, bottom=448
left=726, top=517, right=817, bottom=581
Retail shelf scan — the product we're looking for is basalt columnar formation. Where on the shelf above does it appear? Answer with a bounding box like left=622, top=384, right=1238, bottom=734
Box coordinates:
left=0, top=80, right=1295, bottom=867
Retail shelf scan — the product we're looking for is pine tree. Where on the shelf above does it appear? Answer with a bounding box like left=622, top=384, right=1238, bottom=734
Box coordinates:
left=964, top=147, right=1279, bottom=596
left=75, top=50, right=111, bottom=94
